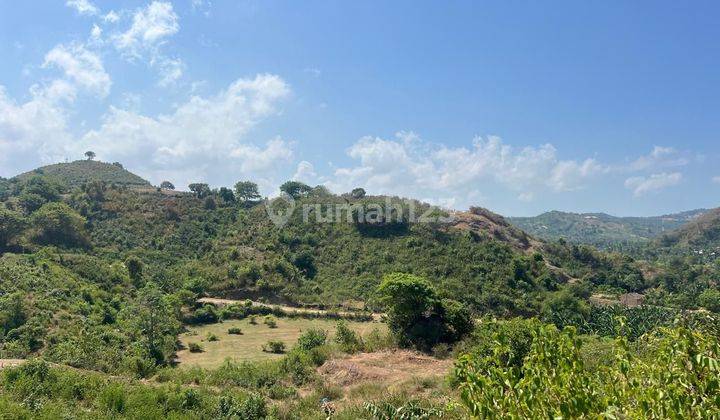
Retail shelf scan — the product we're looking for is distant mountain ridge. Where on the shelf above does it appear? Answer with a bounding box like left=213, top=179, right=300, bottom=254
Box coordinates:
left=658, top=208, right=720, bottom=251
left=509, top=209, right=708, bottom=248
left=13, top=160, right=151, bottom=189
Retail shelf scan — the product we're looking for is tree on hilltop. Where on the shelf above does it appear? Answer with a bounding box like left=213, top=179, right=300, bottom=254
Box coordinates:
left=234, top=181, right=261, bottom=203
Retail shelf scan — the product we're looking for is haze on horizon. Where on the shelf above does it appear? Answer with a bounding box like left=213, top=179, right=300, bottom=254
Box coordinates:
left=1, top=0, right=718, bottom=217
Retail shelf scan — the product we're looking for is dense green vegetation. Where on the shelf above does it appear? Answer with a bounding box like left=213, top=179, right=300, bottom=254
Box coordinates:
left=1, top=160, right=719, bottom=418
left=13, top=160, right=151, bottom=190
left=455, top=320, right=720, bottom=418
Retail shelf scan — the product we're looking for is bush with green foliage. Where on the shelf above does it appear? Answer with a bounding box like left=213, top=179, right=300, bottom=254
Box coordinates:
left=377, top=273, right=472, bottom=350
left=455, top=322, right=720, bottom=418
left=263, top=340, right=286, bottom=354
left=698, top=288, right=720, bottom=313
left=295, top=328, right=327, bottom=352
left=335, top=320, right=363, bottom=353
left=188, top=342, right=203, bottom=353
left=263, top=315, right=278, bottom=328
left=0, top=207, right=25, bottom=251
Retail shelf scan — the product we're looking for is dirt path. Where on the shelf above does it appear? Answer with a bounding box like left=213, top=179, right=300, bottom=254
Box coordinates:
left=0, top=359, right=25, bottom=369
left=196, top=297, right=384, bottom=321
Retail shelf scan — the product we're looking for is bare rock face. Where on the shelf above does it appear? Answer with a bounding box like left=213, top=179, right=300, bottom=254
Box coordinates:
left=444, top=206, right=541, bottom=252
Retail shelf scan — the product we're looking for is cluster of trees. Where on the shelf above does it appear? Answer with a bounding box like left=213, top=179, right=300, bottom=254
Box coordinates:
left=0, top=176, right=90, bottom=251
left=184, top=181, right=262, bottom=206
left=377, top=273, right=473, bottom=351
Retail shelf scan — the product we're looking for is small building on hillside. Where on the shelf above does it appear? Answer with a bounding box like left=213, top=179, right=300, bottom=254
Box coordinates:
left=619, top=292, right=645, bottom=308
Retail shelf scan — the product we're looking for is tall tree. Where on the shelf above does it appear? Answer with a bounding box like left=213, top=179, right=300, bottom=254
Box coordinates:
left=279, top=181, right=311, bottom=199
left=188, top=183, right=211, bottom=199
left=0, top=208, right=26, bottom=251
left=121, top=283, right=179, bottom=364
left=234, top=181, right=261, bottom=202
left=84, top=151, right=96, bottom=160
left=160, top=181, right=175, bottom=190
left=351, top=187, right=366, bottom=199
left=218, top=187, right=236, bottom=203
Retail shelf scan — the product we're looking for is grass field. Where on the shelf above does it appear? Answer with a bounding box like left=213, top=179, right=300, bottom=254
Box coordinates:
left=176, top=318, right=386, bottom=368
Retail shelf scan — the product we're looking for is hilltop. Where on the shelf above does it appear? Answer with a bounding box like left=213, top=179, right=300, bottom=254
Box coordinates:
left=509, top=209, right=707, bottom=249
left=13, top=160, right=152, bottom=189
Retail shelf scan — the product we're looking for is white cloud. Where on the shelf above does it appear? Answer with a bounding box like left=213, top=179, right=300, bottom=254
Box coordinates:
left=549, top=159, right=607, bottom=192
left=75, top=74, right=292, bottom=189
left=43, top=43, right=111, bottom=97
left=624, top=172, right=682, bottom=197
left=66, top=0, right=98, bottom=16
left=111, top=2, right=183, bottom=87
left=0, top=73, right=292, bottom=192
left=114, top=1, right=179, bottom=58
left=326, top=134, right=608, bottom=206
left=628, top=146, right=689, bottom=171
left=103, top=11, right=120, bottom=23
left=191, top=0, right=212, bottom=16
left=155, top=57, right=184, bottom=87
left=91, top=24, right=102, bottom=40
left=0, top=83, right=75, bottom=175
left=293, top=161, right=318, bottom=184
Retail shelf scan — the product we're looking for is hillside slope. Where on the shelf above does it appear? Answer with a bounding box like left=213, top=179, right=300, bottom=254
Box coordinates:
left=510, top=209, right=706, bottom=248
left=658, top=207, right=720, bottom=253
left=1, top=162, right=648, bottom=316
left=14, top=160, right=151, bottom=189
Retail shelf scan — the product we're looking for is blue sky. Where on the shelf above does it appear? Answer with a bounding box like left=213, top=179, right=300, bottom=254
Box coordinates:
left=0, top=0, right=718, bottom=216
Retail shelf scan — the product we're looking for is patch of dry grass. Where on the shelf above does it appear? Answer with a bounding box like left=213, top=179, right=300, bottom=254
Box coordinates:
left=176, top=318, right=384, bottom=368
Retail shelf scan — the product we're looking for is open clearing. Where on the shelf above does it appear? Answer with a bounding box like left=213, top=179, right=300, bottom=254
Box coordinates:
left=318, top=350, right=452, bottom=387
left=176, top=318, right=386, bottom=368
left=317, top=350, right=454, bottom=408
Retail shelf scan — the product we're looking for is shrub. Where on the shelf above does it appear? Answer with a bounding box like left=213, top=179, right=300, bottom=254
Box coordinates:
left=218, top=393, right=267, bottom=420
left=185, top=304, right=219, bottom=325
left=263, top=340, right=285, bottom=354
left=334, top=321, right=363, bottom=353
left=227, top=327, right=243, bottom=335
left=296, top=328, right=327, bottom=351
left=188, top=342, right=203, bottom=353
left=698, top=288, right=720, bottom=313
left=281, top=350, right=313, bottom=384
left=249, top=315, right=258, bottom=325
left=363, top=327, right=395, bottom=352
left=207, top=333, right=219, bottom=342
left=263, top=315, right=277, bottom=328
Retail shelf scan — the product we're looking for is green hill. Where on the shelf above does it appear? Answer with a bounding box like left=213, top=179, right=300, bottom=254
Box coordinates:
left=658, top=207, right=720, bottom=253
left=14, top=160, right=152, bottom=189
left=2, top=162, right=718, bottom=418
left=510, top=209, right=706, bottom=249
